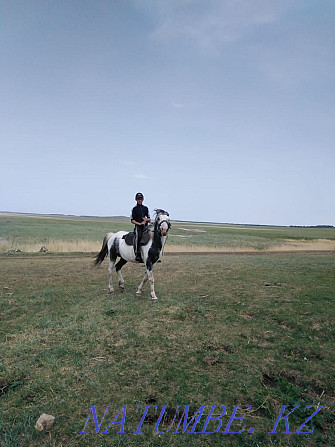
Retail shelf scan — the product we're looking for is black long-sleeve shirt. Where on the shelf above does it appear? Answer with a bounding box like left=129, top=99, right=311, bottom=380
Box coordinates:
left=131, top=204, right=150, bottom=224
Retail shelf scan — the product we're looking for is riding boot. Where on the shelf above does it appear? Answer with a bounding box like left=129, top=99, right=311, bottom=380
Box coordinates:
left=135, top=226, right=144, bottom=262
left=135, top=244, right=143, bottom=262
left=135, top=241, right=143, bottom=262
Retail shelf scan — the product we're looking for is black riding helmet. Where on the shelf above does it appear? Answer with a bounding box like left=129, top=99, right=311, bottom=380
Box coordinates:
left=135, top=192, right=144, bottom=200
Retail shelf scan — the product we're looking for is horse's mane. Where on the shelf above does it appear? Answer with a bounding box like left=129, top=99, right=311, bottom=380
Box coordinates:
left=154, top=208, right=169, bottom=217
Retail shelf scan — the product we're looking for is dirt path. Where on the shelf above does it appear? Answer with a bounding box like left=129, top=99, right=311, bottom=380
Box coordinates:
left=1, top=250, right=334, bottom=261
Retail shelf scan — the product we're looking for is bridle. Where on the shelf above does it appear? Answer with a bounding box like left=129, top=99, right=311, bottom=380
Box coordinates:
left=156, top=213, right=171, bottom=234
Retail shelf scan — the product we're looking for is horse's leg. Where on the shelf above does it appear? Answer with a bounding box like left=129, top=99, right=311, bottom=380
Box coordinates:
left=147, top=268, right=158, bottom=301
left=136, top=272, right=148, bottom=297
left=115, top=258, right=127, bottom=292
left=139, top=250, right=159, bottom=300
left=108, top=257, right=117, bottom=294
left=137, top=266, right=158, bottom=300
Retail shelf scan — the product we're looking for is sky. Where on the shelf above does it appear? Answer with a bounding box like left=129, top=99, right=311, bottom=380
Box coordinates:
left=1, top=0, right=334, bottom=226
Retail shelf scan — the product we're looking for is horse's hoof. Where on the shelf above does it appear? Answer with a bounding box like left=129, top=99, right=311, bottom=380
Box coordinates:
left=151, top=295, right=158, bottom=301
left=135, top=291, right=141, bottom=297
left=109, top=288, right=116, bottom=295
left=119, top=287, right=125, bottom=293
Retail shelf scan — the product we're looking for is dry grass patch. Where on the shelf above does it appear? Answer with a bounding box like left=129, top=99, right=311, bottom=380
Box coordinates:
left=270, top=238, right=335, bottom=251
left=166, top=239, right=335, bottom=253
left=0, top=238, right=102, bottom=253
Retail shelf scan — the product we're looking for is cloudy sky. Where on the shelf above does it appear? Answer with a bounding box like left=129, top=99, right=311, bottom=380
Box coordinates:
left=1, top=0, right=334, bottom=225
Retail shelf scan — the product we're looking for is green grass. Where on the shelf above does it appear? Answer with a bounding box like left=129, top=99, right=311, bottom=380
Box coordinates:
left=0, top=214, right=134, bottom=244
left=1, top=213, right=335, bottom=252
left=1, top=251, right=334, bottom=446
left=168, top=221, right=335, bottom=250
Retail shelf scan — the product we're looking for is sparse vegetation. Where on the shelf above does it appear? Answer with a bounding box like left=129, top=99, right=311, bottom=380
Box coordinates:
left=1, top=213, right=334, bottom=253
left=1, top=214, right=334, bottom=446
left=1, top=251, right=334, bottom=446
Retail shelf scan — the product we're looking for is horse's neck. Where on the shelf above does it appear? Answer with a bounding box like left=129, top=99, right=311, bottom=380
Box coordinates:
left=152, top=225, right=164, bottom=251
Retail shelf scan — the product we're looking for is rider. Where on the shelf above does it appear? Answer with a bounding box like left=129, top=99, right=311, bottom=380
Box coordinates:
left=131, top=192, right=151, bottom=262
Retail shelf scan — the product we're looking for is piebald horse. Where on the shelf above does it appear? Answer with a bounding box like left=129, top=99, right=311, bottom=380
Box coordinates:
left=94, top=209, right=171, bottom=300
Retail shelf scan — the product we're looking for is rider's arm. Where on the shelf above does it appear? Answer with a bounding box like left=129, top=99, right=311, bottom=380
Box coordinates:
left=131, top=219, right=145, bottom=226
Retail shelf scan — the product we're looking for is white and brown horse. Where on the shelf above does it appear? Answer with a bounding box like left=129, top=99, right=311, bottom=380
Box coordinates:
left=94, top=209, right=171, bottom=300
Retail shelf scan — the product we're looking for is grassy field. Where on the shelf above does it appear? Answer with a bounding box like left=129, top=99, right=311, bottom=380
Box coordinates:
left=1, top=214, right=334, bottom=446
left=1, top=251, right=334, bottom=446
left=1, top=213, right=335, bottom=253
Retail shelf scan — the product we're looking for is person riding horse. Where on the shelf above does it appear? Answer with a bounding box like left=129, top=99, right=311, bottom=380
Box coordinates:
left=95, top=208, right=171, bottom=300
left=131, top=192, right=151, bottom=262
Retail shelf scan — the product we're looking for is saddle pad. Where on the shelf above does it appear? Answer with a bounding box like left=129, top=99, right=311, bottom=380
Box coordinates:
left=123, top=232, right=134, bottom=246
left=122, top=229, right=151, bottom=246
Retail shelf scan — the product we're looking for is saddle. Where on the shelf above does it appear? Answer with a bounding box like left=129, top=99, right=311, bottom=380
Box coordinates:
left=122, top=226, right=151, bottom=247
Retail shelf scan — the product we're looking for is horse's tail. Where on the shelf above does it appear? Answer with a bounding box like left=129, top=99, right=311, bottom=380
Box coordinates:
left=94, top=232, right=113, bottom=266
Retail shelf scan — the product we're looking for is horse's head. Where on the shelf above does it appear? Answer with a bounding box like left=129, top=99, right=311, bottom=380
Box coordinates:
left=154, top=209, right=171, bottom=237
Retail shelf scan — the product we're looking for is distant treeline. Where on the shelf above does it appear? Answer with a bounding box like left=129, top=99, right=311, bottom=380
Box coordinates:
left=289, top=225, right=334, bottom=228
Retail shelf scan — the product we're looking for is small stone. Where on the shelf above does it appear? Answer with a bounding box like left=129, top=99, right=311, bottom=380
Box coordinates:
left=35, top=414, right=55, bottom=431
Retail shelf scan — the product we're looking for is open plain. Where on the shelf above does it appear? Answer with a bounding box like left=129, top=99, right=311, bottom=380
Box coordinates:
left=0, top=214, right=334, bottom=446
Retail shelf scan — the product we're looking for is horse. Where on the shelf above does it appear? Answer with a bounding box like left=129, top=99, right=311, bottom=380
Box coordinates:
left=94, top=209, right=171, bottom=301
